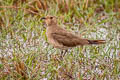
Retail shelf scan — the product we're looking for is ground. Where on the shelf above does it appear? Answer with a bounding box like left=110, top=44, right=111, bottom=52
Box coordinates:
left=0, top=0, right=120, bottom=80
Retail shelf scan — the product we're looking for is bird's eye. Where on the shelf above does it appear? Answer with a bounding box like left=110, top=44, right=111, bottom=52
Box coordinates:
left=50, top=17, right=53, bottom=19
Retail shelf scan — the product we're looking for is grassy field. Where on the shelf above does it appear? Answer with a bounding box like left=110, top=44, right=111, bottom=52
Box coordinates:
left=0, top=0, right=120, bottom=80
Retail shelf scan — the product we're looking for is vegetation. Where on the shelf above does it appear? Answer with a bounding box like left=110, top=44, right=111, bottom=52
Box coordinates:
left=0, top=0, right=120, bottom=80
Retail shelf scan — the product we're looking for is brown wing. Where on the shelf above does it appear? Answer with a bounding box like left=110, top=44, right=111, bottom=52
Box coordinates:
left=52, top=31, right=87, bottom=47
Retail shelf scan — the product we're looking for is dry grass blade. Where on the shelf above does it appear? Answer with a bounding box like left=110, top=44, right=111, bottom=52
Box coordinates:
left=0, top=5, right=39, bottom=15
left=14, top=61, right=28, bottom=79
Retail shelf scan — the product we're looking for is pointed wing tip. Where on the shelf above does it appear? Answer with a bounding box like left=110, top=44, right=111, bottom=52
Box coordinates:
left=98, top=40, right=106, bottom=44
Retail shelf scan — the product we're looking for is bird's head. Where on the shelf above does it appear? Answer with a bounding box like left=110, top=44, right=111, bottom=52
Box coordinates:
left=41, top=15, right=57, bottom=26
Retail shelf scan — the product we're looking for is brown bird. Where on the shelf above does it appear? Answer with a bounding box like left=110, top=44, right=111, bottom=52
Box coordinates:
left=41, top=15, right=105, bottom=50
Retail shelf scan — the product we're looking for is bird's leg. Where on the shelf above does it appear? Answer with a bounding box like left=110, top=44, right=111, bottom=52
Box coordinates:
left=60, top=50, right=63, bottom=60
left=60, top=50, right=68, bottom=59
left=60, top=50, right=64, bottom=59
left=63, top=50, right=68, bottom=56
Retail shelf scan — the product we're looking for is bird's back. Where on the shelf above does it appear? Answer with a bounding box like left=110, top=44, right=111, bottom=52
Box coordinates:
left=46, top=25, right=89, bottom=49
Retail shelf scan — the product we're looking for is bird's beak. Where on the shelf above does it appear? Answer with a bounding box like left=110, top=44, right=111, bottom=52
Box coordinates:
left=41, top=17, right=46, bottom=20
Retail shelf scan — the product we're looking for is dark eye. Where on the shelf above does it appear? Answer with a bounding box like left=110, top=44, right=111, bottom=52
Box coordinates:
left=50, top=17, right=53, bottom=19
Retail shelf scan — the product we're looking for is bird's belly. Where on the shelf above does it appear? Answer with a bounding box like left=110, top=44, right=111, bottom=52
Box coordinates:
left=46, top=35, right=68, bottom=50
left=47, top=36, right=61, bottom=48
left=46, top=28, right=69, bottom=50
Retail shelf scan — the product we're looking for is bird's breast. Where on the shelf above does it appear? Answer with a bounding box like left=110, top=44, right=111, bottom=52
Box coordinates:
left=46, top=28, right=65, bottom=49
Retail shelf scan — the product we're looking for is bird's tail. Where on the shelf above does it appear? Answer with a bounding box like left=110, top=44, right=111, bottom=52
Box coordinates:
left=87, top=40, right=106, bottom=44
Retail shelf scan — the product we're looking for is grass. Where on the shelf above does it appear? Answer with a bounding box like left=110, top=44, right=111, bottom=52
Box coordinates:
left=0, top=0, right=120, bottom=80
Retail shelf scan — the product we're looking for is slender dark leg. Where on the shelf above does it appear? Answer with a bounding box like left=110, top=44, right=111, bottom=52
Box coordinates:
left=60, top=50, right=68, bottom=59
left=63, top=50, right=68, bottom=56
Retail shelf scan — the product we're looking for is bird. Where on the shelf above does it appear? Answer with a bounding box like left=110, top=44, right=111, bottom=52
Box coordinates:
left=41, top=15, right=105, bottom=55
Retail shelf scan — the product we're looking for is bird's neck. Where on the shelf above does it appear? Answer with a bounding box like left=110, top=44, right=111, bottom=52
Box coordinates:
left=47, top=21, right=57, bottom=26
left=47, top=24, right=59, bottom=33
left=48, top=24, right=58, bottom=28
